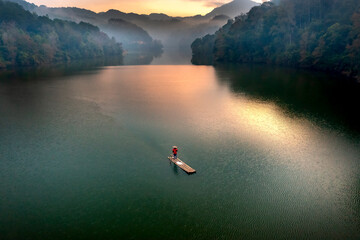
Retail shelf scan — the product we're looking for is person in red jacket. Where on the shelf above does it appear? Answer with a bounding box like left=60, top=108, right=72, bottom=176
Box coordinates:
left=172, top=146, right=178, bottom=159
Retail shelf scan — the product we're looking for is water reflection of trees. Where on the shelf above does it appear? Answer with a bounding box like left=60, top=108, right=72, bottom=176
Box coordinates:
left=123, top=53, right=161, bottom=65
left=0, top=57, right=124, bottom=82
left=214, top=64, right=360, bottom=134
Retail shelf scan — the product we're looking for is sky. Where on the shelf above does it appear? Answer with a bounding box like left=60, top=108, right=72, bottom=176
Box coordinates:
left=26, top=0, right=264, bottom=17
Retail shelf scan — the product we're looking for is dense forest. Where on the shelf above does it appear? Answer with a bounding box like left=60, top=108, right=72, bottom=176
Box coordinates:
left=0, top=0, right=123, bottom=68
left=192, top=0, right=360, bottom=80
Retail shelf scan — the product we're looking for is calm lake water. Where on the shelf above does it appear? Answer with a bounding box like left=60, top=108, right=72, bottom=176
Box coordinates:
left=0, top=64, right=359, bottom=239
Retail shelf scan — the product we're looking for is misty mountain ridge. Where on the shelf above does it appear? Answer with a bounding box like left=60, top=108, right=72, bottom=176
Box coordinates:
left=4, top=0, right=258, bottom=37
left=3, top=0, right=259, bottom=64
left=22, top=4, right=165, bottom=64
left=97, top=0, right=257, bottom=22
left=205, top=0, right=257, bottom=18
left=92, top=0, right=258, bottom=64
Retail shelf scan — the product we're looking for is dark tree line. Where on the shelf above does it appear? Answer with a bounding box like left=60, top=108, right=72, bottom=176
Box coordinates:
left=0, top=0, right=124, bottom=68
left=191, top=0, right=360, bottom=80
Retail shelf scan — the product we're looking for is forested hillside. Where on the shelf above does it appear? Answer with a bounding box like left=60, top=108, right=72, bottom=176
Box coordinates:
left=192, top=0, right=360, bottom=80
left=3, top=0, right=256, bottom=65
left=33, top=7, right=164, bottom=59
left=0, top=0, right=123, bottom=68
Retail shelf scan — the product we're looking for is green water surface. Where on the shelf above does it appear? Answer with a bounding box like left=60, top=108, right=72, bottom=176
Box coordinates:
left=0, top=64, right=359, bottom=239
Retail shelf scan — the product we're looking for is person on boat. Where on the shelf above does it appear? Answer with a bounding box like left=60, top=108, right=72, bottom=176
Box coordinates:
left=172, top=146, right=178, bottom=159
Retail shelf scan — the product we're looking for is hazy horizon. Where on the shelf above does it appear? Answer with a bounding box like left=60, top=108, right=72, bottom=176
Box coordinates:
left=25, top=0, right=264, bottom=17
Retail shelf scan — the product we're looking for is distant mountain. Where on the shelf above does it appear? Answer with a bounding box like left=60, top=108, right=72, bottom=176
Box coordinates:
left=98, top=9, right=149, bottom=23
left=29, top=6, right=227, bottom=64
left=3, top=0, right=258, bottom=64
left=35, top=6, right=98, bottom=23
left=96, top=9, right=233, bottom=64
left=205, top=0, right=258, bottom=19
left=92, top=0, right=258, bottom=63
left=33, top=6, right=160, bottom=47
left=106, top=18, right=152, bottom=44
left=148, top=13, right=173, bottom=21
left=103, top=18, right=163, bottom=59
left=211, top=15, right=231, bottom=22
left=97, top=9, right=182, bottom=29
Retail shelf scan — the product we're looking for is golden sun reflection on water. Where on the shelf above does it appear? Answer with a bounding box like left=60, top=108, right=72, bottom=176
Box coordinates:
left=87, top=65, right=357, bottom=179
left=222, top=90, right=359, bottom=212
left=1, top=64, right=359, bottom=239
left=227, top=97, right=310, bottom=154
left=226, top=92, right=354, bottom=173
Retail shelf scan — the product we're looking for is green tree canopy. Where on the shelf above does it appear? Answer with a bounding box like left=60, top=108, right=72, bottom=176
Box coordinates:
left=192, top=0, right=360, bottom=80
left=0, top=0, right=123, bottom=68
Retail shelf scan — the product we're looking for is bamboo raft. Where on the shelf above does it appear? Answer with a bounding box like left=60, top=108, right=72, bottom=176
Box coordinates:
left=168, top=156, right=196, bottom=174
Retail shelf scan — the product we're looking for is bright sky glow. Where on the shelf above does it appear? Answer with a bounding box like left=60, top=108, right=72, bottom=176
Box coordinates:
left=26, top=0, right=265, bottom=16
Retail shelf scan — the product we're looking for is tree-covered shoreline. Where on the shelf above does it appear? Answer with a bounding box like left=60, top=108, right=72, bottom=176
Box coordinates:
left=0, top=0, right=124, bottom=68
left=191, top=0, right=360, bottom=81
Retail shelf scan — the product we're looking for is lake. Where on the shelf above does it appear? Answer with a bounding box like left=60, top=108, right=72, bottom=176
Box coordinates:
left=0, top=64, right=359, bottom=239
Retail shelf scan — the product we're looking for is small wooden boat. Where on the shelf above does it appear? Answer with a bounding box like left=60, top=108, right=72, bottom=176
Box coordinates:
left=168, top=156, right=196, bottom=174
